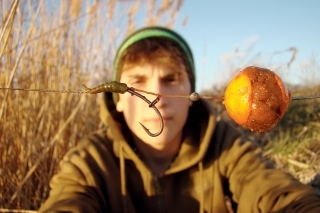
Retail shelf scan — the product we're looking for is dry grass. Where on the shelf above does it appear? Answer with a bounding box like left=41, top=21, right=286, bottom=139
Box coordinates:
left=204, top=37, right=320, bottom=188
left=0, top=0, right=184, bottom=210
left=204, top=59, right=320, bottom=192
left=263, top=85, right=320, bottom=188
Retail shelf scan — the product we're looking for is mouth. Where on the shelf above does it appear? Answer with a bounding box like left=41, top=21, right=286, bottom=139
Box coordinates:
left=144, top=116, right=172, bottom=124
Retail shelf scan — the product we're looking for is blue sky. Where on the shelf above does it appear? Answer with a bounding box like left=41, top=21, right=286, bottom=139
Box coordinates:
left=174, top=1, right=320, bottom=91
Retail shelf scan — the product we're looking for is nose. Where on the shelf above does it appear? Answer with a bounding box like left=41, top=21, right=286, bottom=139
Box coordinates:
left=146, top=80, right=168, bottom=108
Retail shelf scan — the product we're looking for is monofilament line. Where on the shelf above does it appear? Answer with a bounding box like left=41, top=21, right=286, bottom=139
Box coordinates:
left=291, top=95, right=320, bottom=100
left=0, top=87, right=87, bottom=94
left=1, top=86, right=320, bottom=101
left=133, top=88, right=225, bottom=101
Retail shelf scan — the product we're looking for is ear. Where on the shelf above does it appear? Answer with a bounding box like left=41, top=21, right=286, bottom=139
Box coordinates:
left=116, top=98, right=124, bottom=112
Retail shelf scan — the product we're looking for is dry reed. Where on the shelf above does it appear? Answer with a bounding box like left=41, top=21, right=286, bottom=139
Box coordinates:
left=0, top=0, right=185, bottom=210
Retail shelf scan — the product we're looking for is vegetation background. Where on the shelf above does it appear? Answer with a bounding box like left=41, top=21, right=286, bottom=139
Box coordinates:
left=0, top=0, right=319, bottom=211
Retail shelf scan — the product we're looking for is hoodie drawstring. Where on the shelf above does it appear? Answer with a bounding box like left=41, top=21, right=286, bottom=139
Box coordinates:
left=120, top=144, right=128, bottom=213
left=198, top=161, right=204, bottom=213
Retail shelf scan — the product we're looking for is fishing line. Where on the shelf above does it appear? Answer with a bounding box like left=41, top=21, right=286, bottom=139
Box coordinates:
left=1, top=85, right=320, bottom=101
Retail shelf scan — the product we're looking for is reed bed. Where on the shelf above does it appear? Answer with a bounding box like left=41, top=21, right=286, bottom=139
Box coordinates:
left=0, top=0, right=184, bottom=209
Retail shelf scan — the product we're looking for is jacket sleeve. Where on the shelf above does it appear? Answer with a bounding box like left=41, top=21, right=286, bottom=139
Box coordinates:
left=38, top=133, right=116, bottom=213
left=217, top=122, right=320, bottom=213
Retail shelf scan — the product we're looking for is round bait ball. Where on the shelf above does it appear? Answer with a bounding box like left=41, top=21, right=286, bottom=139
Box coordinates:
left=224, top=66, right=291, bottom=132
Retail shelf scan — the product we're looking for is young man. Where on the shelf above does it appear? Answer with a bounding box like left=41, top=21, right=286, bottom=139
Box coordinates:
left=39, top=26, right=320, bottom=213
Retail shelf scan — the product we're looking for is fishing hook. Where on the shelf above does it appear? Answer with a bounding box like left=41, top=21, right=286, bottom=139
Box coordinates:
left=126, top=88, right=163, bottom=137
left=82, top=81, right=163, bottom=137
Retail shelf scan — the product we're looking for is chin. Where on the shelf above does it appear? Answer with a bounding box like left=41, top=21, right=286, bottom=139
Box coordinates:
left=137, top=129, right=178, bottom=147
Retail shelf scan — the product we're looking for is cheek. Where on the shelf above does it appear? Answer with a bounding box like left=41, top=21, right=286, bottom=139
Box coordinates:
left=117, top=94, right=141, bottom=125
left=174, top=99, right=191, bottom=119
left=118, top=94, right=136, bottom=113
left=178, top=83, right=193, bottom=107
left=116, top=99, right=123, bottom=112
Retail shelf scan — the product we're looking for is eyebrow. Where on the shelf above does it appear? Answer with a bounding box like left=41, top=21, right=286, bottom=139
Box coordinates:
left=162, top=72, right=181, bottom=79
left=125, top=71, right=182, bottom=78
left=125, top=73, right=147, bottom=79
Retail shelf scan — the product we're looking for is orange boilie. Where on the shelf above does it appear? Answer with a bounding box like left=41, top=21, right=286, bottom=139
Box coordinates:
left=224, top=66, right=291, bottom=132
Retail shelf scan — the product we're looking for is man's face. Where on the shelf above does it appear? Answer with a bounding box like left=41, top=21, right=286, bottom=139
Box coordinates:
left=116, top=64, right=192, bottom=150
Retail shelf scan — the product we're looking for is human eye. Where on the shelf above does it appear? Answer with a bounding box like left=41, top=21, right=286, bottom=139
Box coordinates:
left=163, top=73, right=180, bottom=85
left=129, top=76, right=145, bottom=86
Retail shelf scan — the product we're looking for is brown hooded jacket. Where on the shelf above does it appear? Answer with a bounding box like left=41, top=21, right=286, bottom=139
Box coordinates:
left=39, top=92, right=320, bottom=213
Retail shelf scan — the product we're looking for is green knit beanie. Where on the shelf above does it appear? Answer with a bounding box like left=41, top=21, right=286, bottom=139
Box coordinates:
left=112, top=26, right=195, bottom=103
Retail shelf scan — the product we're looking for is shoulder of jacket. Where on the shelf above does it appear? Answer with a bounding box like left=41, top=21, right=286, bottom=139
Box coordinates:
left=205, top=120, right=243, bottom=153
left=67, top=128, right=113, bottom=155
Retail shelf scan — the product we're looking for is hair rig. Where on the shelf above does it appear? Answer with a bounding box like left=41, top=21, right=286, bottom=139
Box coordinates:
left=0, top=67, right=320, bottom=137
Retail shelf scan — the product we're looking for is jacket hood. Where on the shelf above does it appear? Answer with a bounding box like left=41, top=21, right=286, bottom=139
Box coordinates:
left=99, top=92, right=217, bottom=175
